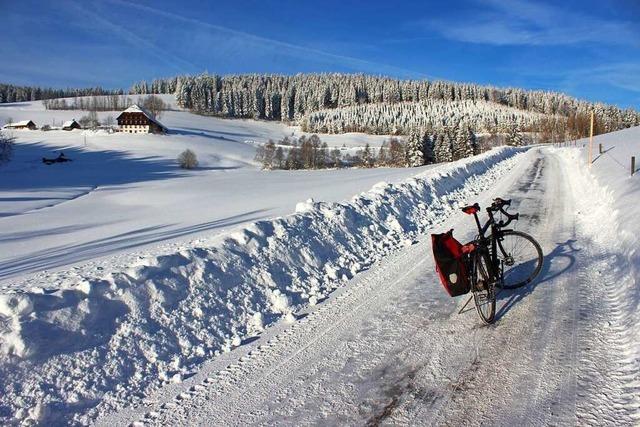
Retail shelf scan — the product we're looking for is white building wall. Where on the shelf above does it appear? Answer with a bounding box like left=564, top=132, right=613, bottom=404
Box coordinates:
left=121, top=125, right=150, bottom=134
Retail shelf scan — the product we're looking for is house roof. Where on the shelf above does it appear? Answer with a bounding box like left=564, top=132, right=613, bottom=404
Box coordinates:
left=3, top=120, right=35, bottom=128
left=117, top=104, right=167, bottom=130
left=62, top=119, right=79, bottom=128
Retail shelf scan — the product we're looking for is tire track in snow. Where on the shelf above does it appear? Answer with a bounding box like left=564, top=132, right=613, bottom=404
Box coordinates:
left=415, top=150, right=580, bottom=426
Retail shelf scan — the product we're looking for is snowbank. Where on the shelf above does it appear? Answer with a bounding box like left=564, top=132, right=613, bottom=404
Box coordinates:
left=557, top=127, right=640, bottom=415
left=0, top=146, right=527, bottom=424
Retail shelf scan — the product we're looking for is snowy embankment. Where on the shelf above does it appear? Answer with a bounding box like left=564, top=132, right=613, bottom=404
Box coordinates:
left=557, top=128, right=640, bottom=422
left=0, top=146, right=526, bottom=424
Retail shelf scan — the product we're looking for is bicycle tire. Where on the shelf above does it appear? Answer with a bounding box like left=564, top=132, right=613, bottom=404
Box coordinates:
left=473, top=251, right=495, bottom=324
left=496, top=230, right=543, bottom=290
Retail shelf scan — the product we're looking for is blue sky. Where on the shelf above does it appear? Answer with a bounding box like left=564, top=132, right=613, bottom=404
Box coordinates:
left=2, top=0, right=639, bottom=108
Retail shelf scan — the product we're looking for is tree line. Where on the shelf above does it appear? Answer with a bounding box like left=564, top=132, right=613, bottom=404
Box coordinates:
left=302, top=99, right=542, bottom=136
left=255, top=135, right=411, bottom=170
left=130, top=73, right=640, bottom=140
left=0, top=83, right=122, bottom=104
left=254, top=122, right=491, bottom=171
left=42, top=95, right=167, bottom=118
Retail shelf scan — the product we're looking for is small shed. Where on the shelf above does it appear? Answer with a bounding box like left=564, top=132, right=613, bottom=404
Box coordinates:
left=62, top=119, right=81, bottom=131
left=117, top=105, right=167, bottom=134
left=3, top=120, right=37, bottom=130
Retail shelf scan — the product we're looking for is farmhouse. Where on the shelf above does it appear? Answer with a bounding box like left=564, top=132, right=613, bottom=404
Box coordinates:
left=3, top=120, right=37, bottom=130
left=62, top=119, right=81, bottom=131
left=116, top=105, right=167, bottom=134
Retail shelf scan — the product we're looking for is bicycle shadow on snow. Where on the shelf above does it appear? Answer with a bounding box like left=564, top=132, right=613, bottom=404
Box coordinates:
left=494, top=239, right=581, bottom=321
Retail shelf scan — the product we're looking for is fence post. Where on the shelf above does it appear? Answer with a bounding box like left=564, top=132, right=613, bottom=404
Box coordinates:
left=633, top=156, right=636, bottom=176
left=588, top=111, right=594, bottom=166
left=599, top=143, right=603, bottom=154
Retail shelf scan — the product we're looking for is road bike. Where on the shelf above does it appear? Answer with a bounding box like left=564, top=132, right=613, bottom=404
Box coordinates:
left=459, top=198, right=544, bottom=324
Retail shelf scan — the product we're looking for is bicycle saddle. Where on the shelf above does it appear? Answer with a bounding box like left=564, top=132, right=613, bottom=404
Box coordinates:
left=461, top=203, right=480, bottom=214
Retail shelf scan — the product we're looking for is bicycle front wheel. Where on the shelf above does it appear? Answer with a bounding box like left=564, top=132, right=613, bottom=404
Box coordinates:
left=496, top=230, right=543, bottom=290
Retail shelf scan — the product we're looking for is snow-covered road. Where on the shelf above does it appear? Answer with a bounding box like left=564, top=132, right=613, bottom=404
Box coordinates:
left=102, top=147, right=639, bottom=425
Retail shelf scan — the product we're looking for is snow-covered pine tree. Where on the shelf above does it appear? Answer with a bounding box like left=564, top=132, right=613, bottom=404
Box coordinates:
left=274, top=147, right=284, bottom=169
left=406, top=128, right=425, bottom=167
left=464, top=126, right=478, bottom=157
left=422, top=130, right=435, bottom=164
left=330, top=148, right=342, bottom=168
left=433, top=129, right=453, bottom=163
left=506, top=124, right=524, bottom=146
left=452, top=123, right=468, bottom=161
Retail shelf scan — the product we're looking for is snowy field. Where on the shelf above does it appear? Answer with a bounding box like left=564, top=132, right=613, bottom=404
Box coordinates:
left=1, top=96, right=638, bottom=425
left=0, top=100, right=411, bottom=284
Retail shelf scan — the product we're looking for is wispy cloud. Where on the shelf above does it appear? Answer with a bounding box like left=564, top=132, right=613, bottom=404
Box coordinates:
left=68, top=0, right=202, bottom=73
left=565, top=63, right=640, bottom=94
left=104, top=0, right=429, bottom=79
left=427, top=0, right=639, bottom=46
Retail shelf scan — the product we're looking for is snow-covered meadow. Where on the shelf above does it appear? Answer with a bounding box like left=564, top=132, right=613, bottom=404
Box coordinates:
left=0, top=100, right=411, bottom=284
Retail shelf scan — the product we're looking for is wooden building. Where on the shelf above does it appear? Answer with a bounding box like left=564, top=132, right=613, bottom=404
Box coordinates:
left=62, top=119, right=81, bottom=131
left=3, top=120, right=37, bottom=130
left=116, top=105, right=167, bottom=134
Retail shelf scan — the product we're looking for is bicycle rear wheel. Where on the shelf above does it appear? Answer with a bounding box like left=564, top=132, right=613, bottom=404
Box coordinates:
left=496, top=230, right=543, bottom=290
left=473, top=251, right=495, bottom=324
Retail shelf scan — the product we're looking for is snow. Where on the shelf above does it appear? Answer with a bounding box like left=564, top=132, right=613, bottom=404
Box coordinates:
left=555, top=128, right=640, bottom=424
left=0, top=137, right=526, bottom=424
left=0, top=100, right=419, bottom=284
left=61, top=119, right=78, bottom=128
left=95, top=130, right=640, bottom=427
left=3, top=119, right=33, bottom=128
left=1, top=95, right=638, bottom=425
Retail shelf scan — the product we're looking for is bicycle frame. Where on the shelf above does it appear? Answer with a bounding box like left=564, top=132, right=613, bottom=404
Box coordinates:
left=468, top=202, right=518, bottom=285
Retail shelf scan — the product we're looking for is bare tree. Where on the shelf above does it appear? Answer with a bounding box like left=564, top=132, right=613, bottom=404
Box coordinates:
left=0, top=131, right=15, bottom=165
left=141, top=95, right=167, bottom=119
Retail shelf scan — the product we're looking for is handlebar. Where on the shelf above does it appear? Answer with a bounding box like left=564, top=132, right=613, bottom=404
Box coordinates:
left=487, top=198, right=518, bottom=228
left=461, top=197, right=519, bottom=234
left=496, top=210, right=519, bottom=227
left=489, top=197, right=511, bottom=211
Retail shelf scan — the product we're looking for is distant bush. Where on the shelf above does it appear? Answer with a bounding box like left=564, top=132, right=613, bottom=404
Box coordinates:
left=0, top=131, right=15, bottom=165
left=178, top=149, right=198, bottom=169
left=79, top=111, right=99, bottom=130
left=41, top=124, right=51, bottom=131
left=256, top=134, right=415, bottom=170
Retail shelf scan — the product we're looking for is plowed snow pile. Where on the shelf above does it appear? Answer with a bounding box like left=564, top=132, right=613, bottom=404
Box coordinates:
left=558, top=129, right=640, bottom=423
left=0, top=146, right=526, bottom=425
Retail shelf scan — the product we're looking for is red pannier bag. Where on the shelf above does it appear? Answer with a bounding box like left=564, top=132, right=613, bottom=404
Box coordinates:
left=431, top=230, right=471, bottom=297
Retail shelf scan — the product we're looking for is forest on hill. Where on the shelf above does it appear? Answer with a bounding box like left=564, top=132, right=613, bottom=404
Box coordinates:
left=129, top=73, right=640, bottom=141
